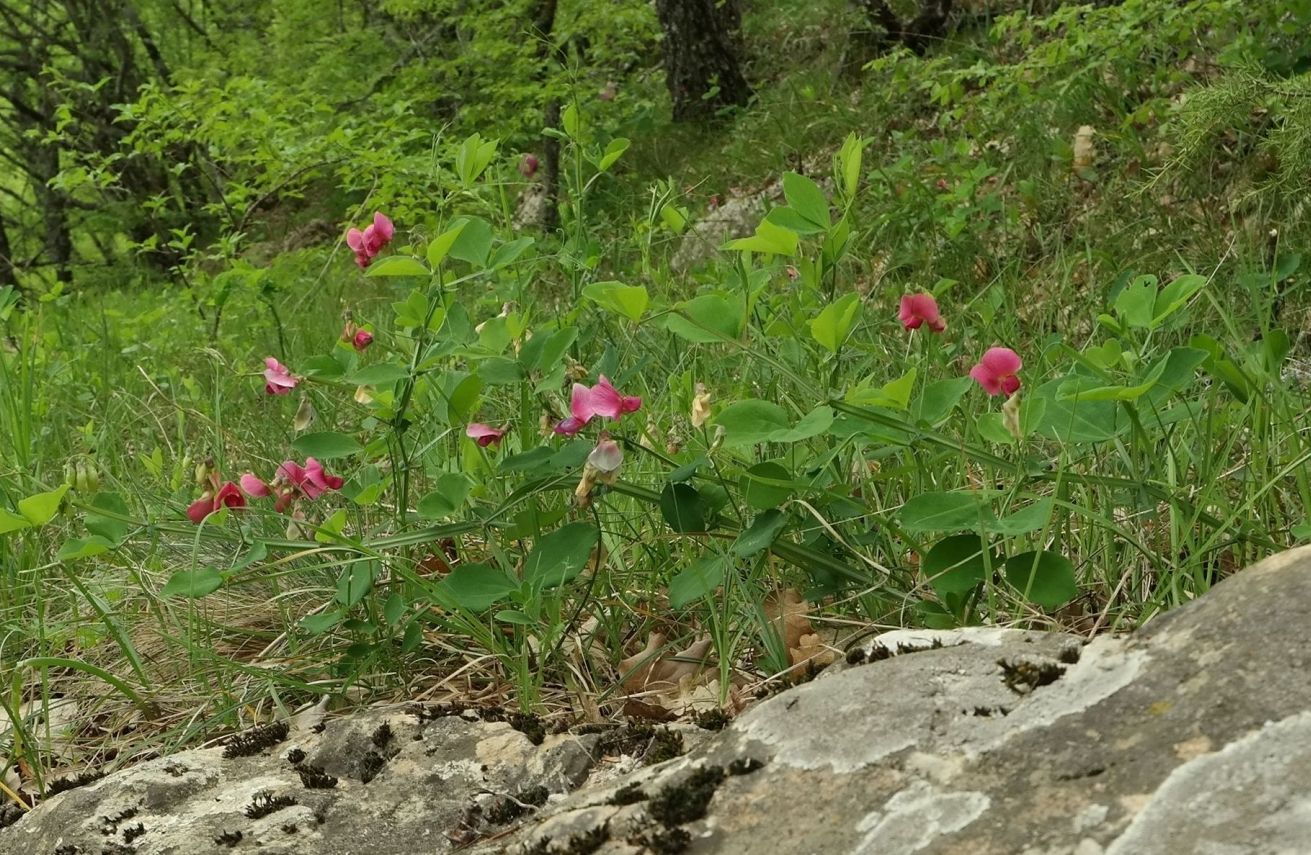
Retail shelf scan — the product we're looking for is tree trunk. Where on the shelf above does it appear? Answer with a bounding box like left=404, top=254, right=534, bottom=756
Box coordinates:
left=654, top=0, right=752, bottom=122
left=0, top=212, right=18, bottom=290
left=533, top=0, right=561, bottom=232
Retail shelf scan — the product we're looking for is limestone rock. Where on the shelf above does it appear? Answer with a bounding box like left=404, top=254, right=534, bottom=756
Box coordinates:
left=5, top=547, right=1311, bottom=854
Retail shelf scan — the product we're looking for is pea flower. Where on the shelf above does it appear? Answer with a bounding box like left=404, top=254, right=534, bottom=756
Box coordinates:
left=587, top=434, right=623, bottom=478
left=346, top=212, right=395, bottom=268
left=353, top=330, right=374, bottom=352
left=241, top=457, right=343, bottom=513
left=690, top=383, right=712, bottom=428
left=264, top=357, right=299, bottom=395
left=552, top=376, right=642, bottom=436
left=466, top=423, right=506, bottom=447
left=899, top=293, right=946, bottom=333
left=187, top=465, right=246, bottom=523
left=969, top=347, right=1022, bottom=396
left=520, top=154, right=539, bottom=178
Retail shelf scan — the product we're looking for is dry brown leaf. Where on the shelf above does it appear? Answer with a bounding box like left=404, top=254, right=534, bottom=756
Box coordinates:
left=1072, top=125, right=1097, bottom=174
left=764, top=587, right=813, bottom=654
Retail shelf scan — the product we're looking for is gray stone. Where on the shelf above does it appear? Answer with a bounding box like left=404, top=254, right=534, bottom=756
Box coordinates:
left=5, top=546, right=1311, bottom=854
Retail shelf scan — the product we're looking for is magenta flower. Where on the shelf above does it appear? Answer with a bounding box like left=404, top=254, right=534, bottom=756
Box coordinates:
left=520, top=154, right=539, bottom=178
left=553, top=416, right=588, bottom=437
left=585, top=375, right=642, bottom=420
left=353, top=329, right=374, bottom=352
left=553, top=376, right=642, bottom=435
left=264, top=357, right=300, bottom=395
left=899, top=293, right=946, bottom=333
left=241, top=457, right=343, bottom=513
left=466, top=423, right=506, bottom=447
left=187, top=472, right=246, bottom=524
left=346, top=212, right=395, bottom=268
left=969, top=347, right=1023, bottom=396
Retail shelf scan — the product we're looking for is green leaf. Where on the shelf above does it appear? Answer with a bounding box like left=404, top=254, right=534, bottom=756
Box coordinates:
left=923, top=534, right=992, bottom=598
left=732, top=509, right=789, bottom=557
left=1035, top=377, right=1124, bottom=443
left=664, top=294, right=744, bottom=343
left=84, top=492, right=131, bottom=545
left=448, top=217, right=493, bottom=266
left=383, top=592, right=406, bottom=626
left=489, top=237, right=534, bottom=268
left=846, top=367, right=917, bottom=409
left=669, top=555, right=726, bottom=608
left=782, top=171, right=830, bottom=229
left=774, top=406, right=835, bottom=443
left=582, top=281, right=649, bottom=322
left=314, top=509, right=349, bottom=543
left=335, top=562, right=374, bottom=608
left=519, top=326, right=578, bottom=374
left=300, top=610, right=344, bottom=635
left=722, top=219, right=799, bottom=256
left=523, top=522, right=599, bottom=588
left=434, top=563, right=519, bottom=612
left=714, top=401, right=833, bottom=446
left=597, top=137, right=630, bottom=171
left=161, top=567, right=225, bottom=598
left=715, top=400, right=789, bottom=446
left=984, top=499, right=1054, bottom=536
left=416, top=473, right=472, bottom=520
left=1004, top=550, right=1077, bottom=608
left=291, top=431, right=362, bottom=459
left=1113, top=275, right=1157, bottom=329
left=345, top=363, right=410, bottom=386
left=740, top=462, right=794, bottom=510
left=660, top=483, right=711, bottom=533
left=495, top=609, right=534, bottom=625
left=365, top=256, right=430, bottom=278
left=56, top=536, right=114, bottom=561
left=426, top=221, right=468, bottom=268
left=809, top=293, right=861, bottom=354
left=1153, top=273, right=1206, bottom=326
left=914, top=377, right=972, bottom=425
left=476, top=356, right=524, bottom=385
left=19, top=485, right=68, bottom=526
left=901, top=491, right=997, bottom=533
left=0, top=509, right=32, bottom=534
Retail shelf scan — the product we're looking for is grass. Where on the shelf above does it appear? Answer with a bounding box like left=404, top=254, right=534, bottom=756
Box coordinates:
left=2, top=0, right=1311, bottom=797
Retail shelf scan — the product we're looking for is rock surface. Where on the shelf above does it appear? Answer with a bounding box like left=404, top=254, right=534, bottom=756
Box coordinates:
left=5, top=546, right=1311, bottom=854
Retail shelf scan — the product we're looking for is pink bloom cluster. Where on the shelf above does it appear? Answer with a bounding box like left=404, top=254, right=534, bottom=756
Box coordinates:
left=555, top=375, right=642, bottom=436
left=346, top=212, right=395, bottom=269
left=896, top=293, right=1023, bottom=396
left=241, top=458, right=344, bottom=514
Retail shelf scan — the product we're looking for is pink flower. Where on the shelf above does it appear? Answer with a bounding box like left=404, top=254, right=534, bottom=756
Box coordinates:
left=187, top=478, right=246, bottom=524
left=466, top=423, right=506, bottom=447
left=575, top=376, right=641, bottom=422
left=969, top=347, right=1023, bottom=396
left=346, top=212, right=395, bottom=268
left=264, top=357, right=299, bottom=395
left=554, top=376, right=642, bottom=436
left=520, top=154, right=539, bottom=178
left=899, top=293, right=946, bottom=333
left=353, top=329, right=374, bottom=352
left=241, top=458, right=343, bottom=514
left=553, top=416, right=588, bottom=437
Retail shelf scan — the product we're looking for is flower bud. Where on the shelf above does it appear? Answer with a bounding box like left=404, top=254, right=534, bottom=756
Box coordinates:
left=520, top=154, right=539, bottom=178
left=691, top=383, right=712, bottom=428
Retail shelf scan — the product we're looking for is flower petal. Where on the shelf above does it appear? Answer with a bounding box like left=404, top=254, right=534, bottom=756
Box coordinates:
left=240, top=473, right=272, bottom=497
left=980, top=347, right=1022, bottom=376
left=466, top=423, right=506, bottom=447
left=186, top=496, right=215, bottom=524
